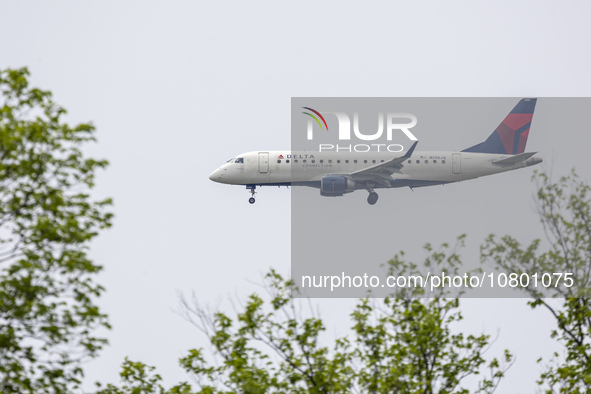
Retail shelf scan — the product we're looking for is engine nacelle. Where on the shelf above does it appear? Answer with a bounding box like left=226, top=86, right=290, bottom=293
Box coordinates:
left=320, top=175, right=356, bottom=196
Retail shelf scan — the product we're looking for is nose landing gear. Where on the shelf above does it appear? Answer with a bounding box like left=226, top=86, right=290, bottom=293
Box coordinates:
left=367, top=188, right=379, bottom=205
left=247, top=185, right=256, bottom=204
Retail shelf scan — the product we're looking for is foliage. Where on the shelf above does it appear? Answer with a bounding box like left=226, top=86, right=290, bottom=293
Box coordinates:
left=95, top=358, right=192, bottom=394
left=103, top=244, right=511, bottom=394
left=481, top=169, right=591, bottom=392
left=351, top=295, right=511, bottom=394
left=0, top=67, right=113, bottom=393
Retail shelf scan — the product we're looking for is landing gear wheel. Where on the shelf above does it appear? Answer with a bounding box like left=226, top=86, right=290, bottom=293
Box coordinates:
left=247, top=185, right=257, bottom=204
left=367, top=192, right=379, bottom=205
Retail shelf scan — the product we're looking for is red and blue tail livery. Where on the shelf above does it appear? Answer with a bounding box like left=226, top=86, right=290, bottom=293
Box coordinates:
left=463, top=98, right=537, bottom=155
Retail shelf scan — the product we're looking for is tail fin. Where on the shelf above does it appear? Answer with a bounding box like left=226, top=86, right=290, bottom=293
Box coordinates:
left=462, top=98, right=537, bottom=155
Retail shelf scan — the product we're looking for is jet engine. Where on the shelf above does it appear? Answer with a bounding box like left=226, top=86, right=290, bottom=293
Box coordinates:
left=320, top=175, right=356, bottom=196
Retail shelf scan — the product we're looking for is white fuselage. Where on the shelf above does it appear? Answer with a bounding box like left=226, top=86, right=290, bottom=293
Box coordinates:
left=209, top=150, right=541, bottom=190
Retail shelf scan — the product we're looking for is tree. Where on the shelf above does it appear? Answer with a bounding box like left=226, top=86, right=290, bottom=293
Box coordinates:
left=0, top=68, right=113, bottom=393
left=95, top=358, right=191, bottom=394
left=99, top=243, right=511, bottom=394
left=481, top=169, right=591, bottom=392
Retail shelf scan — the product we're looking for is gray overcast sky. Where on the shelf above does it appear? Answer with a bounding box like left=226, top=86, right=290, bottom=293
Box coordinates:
left=1, top=1, right=591, bottom=391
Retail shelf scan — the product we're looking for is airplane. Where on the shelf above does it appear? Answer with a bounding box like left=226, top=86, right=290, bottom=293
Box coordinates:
left=209, top=98, right=542, bottom=205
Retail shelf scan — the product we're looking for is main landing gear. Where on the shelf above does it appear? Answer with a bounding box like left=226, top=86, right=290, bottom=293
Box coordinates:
left=247, top=185, right=256, bottom=204
left=367, top=188, right=379, bottom=205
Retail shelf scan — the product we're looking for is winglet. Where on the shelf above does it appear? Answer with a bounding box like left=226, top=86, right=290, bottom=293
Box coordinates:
left=403, top=141, right=418, bottom=158
left=348, top=140, right=419, bottom=178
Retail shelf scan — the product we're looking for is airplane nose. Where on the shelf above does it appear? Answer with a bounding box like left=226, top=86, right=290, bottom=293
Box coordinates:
left=209, top=168, right=223, bottom=182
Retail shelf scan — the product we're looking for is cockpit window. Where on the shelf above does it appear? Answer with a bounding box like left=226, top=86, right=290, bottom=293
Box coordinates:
left=235, top=158, right=244, bottom=164
left=226, top=158, right=235, bottom=163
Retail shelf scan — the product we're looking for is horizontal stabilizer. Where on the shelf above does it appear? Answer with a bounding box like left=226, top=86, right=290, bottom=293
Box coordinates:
left=492, top=151, right=537, bottom=166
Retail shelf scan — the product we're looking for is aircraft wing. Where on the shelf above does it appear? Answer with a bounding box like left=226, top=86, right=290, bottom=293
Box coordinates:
left=348, top=141, right=418, bottom=184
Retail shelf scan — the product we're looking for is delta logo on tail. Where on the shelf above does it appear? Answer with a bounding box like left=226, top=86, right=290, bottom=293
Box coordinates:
left=463, top=98, right=536, bottom=155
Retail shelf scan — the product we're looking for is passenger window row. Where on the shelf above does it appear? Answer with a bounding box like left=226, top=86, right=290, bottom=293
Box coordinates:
left=408, top=159, right=446, bottom=164
left=276, top=159, right=390, bottom=164
left=275, top=158, right=447, bottom=164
